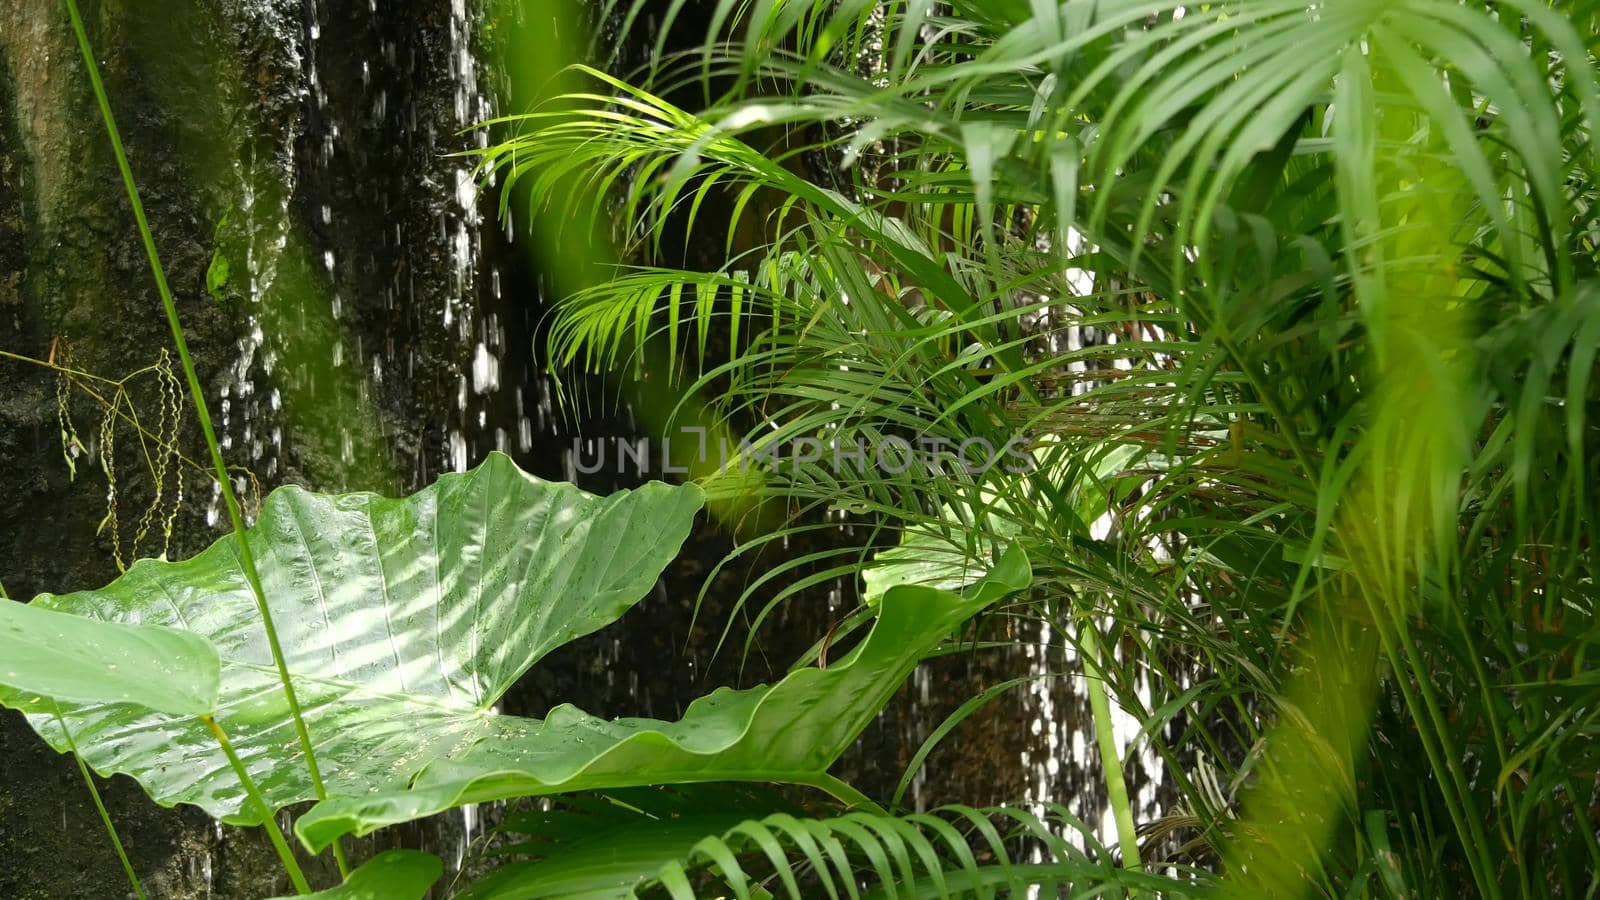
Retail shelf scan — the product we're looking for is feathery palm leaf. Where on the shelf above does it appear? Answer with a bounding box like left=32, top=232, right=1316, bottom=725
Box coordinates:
left=482, top=0, right=1600, bottom=894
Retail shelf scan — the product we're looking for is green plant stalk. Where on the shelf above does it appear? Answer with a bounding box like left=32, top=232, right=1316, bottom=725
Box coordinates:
left=58, top=709, right=149, bottom=900
left=2, top=575, right=147, bottom=900
left=203, top=717, right=311, bottom=896
left=63, top=0, right=348, bottom=877
left=1081, top=624, right=1142, bottom=870
left=1375, top=596, right=1500, bottom=898
left=806, top=773, right=889, bottom=816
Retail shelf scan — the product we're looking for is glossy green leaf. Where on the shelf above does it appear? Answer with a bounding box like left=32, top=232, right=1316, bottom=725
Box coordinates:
left=294, top=545, right=1030, bottom=850
left=0, top=598, right=220, bottom=716
left=860, top=528, right=1009, bottom=606
left=269, top=850, right=442, bottom=900
left=19, top=452, right=704, bottom=824
left=861, top=437, right=1136, bottom=605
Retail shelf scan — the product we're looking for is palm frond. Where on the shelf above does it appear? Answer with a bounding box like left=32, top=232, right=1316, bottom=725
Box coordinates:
left=461, top=788, right=1207, bottom=898
left=477, top=0, right=1600, bottom=893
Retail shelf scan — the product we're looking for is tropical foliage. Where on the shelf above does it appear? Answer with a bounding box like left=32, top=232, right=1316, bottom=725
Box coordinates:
left=17, top=453, right=704, bottom=822
left=456, top=786, right=1184, bottom=899
left=468, top=0, right=1600, bottom=896
left=6, top=0, right=1599, bottom=897
left=270, top=852, right=443, bottom=900
left=2, top=453, right=1037, bottom=896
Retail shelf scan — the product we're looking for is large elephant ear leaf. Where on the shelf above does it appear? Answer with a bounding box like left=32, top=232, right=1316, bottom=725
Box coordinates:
left=20, top=452, right=704, bottom=823
left=0, top=599, right=220, bottom=716
left=293, top=544, right=1031, bottom=851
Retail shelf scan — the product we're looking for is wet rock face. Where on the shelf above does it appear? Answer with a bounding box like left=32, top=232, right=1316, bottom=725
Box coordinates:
left=0, top=2, right=270, bottom=897
left=0, top=0, right=643, bottom=893
left=0, top=0, right=483, bottom=895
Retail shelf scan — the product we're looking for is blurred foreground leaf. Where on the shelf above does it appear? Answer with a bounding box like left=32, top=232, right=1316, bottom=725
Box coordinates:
left=0, top=598, right=219, bottom=716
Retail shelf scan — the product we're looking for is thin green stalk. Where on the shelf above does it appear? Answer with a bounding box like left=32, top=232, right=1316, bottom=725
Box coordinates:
left=1081, top=623, right=1142, bottom=871
left=0, top=579, right=146, bottom=900
left=64, top=0, right=348, bottom=877
left=1, top=349, right=221, bottom=484
left=1348, top=533, right=1500, bottom=899
left=0, top=347, right=128, bottom=384
left=203, top=717, right=311, bottom=896
left=58, top=709, right=149, bottom=900
left=806, top=773, right=889, bottom=816
left=1392, top=619, right=1501, bottom=897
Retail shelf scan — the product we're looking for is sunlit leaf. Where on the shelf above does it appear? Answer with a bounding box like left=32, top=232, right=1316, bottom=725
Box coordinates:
left=18, top=452, right=704, bottom=824
left=293, top=545, right=1030, bottom=850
